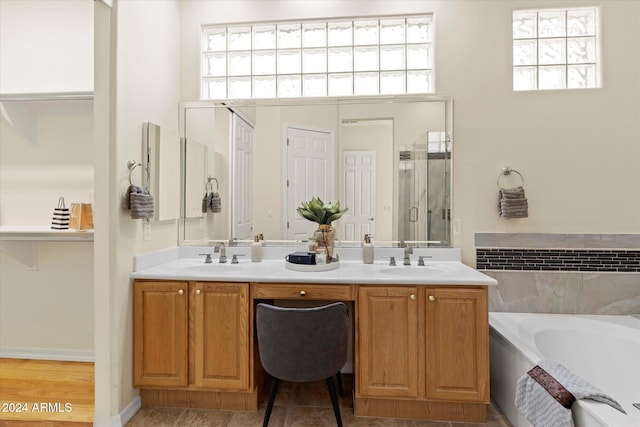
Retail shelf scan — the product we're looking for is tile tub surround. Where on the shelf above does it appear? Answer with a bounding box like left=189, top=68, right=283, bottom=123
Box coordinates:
left=475, top=233, right=640, bottom=315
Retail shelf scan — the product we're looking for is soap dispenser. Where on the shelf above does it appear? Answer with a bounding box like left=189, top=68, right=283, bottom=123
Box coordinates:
left=251, top=235, right=263, bottom=262
left=362, top=234, right=374, bottom=264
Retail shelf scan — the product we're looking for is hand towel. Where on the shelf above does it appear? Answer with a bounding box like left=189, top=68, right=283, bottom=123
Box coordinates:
left=202, top=192, right=209, bottom=213
left=210, top=192, right=222, bottom=213
left=515, top=360, right=626, bottom=427
left=127, top=185, right=154, bottom=219
left=498, top=186, right=528, bottom=218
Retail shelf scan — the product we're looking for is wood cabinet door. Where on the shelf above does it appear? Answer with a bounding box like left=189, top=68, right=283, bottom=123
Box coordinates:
left=194, top=282, right=250, bottom=390
left=357, top=286, right=419, bottom=398
left=425, top=287, right=489, bottom=403
left=133, top=281, right=189, bottom=388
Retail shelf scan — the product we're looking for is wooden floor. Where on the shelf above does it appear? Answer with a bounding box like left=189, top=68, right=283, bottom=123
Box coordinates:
left=0, top=358, right=94, bottom=425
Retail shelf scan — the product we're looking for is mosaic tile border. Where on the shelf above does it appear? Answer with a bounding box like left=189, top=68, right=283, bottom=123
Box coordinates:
left=476, top=248, right=640, bottom=272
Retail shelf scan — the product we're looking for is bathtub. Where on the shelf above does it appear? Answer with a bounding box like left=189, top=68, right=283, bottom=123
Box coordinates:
left=489, top=312, right=640, bottom=427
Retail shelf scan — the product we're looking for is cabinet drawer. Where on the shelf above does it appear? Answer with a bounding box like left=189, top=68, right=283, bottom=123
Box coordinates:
left=253, top=283, right=354, bottom=300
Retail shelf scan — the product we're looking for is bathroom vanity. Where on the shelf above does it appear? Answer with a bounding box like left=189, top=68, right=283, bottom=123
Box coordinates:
left=130, top=247, right=496, bottom=423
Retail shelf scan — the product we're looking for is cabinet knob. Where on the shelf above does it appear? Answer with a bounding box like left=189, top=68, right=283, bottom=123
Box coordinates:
left=178, top=289, right=184, bottom=295
left=428, top=295, right=435, bottom=302
left=410, top=294, right=416, bottom=300
left=196, top=289, right=201, bottom=295
left=300, top=290, right=306, bottom=297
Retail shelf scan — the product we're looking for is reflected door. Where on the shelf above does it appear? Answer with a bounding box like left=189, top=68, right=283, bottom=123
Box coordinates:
left=339, top=150, right=376, bottom=241
left=286, top=126, right=335, bottom=240
left=232, top=114, right=254, bottom=239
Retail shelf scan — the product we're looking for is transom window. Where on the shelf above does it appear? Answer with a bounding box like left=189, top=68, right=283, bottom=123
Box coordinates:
left=513, top=8, right=600, bottom=91
left=201, top=15, right=434, bottom=99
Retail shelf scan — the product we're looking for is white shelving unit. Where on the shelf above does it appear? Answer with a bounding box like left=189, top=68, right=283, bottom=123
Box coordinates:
left=0, top=226, right=93, bottom=270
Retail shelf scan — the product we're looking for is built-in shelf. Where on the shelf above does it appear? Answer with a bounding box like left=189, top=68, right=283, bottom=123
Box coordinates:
left=0, top=92, right=94, bottom=101
left=0, top=92, right=93, bottom=145
left=0, top=225, right=93, bottom=242
left=0, top=226, right=93, bottom=270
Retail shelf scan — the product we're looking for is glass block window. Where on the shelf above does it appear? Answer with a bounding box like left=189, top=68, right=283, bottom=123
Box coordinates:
left=202, top=15, right=434, bottom=99
left=513, top=8, right=600, bottom=91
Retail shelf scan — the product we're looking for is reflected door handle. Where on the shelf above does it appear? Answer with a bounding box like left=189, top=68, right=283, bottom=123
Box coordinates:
left=368, top=217, right=375, bottom=221
left=409, top=207, right=418, bottom=222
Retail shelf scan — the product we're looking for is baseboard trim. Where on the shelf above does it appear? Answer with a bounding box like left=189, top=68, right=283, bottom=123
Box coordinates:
left=0, top=347, right=94, bottom=362
left=110, top=396, right=141, bottom=427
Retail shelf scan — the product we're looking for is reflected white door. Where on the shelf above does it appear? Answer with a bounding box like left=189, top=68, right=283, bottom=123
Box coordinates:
left=286, top=126, right=335, bottom=240
left=232, top=114, right=254, bottom=239
left=339, top=150, right=376, bottom=241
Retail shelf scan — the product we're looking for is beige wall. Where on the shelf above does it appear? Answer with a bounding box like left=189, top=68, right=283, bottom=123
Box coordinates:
left=180, top=0, right=640, bottom=263
left=0, top=243, right=93, bottom=355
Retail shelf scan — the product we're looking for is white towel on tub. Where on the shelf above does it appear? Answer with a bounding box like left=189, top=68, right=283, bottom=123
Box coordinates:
left=515, top=360, right=626, bottom=427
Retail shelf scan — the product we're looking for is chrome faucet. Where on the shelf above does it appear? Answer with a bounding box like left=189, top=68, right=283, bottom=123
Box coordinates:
left=403, top=243, right=413, bottom=266
left=214, top=242, right=227, bottom=263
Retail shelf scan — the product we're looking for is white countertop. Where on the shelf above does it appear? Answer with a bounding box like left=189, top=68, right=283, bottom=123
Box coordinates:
left=131, top=247, right=497, bottom=286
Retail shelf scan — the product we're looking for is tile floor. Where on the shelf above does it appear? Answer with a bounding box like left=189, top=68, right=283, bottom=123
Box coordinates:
left=126, top=376, right=512, bottom=427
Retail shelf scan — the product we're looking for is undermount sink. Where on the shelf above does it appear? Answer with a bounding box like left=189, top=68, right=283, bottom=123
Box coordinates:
left=180, top=264, right=244, bottom=274
left=379, top=267, right=443, bottom=276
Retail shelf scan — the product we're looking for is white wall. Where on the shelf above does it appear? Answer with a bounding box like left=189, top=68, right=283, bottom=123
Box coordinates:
left=93, top=0, right=182, bottom=423
left=180, top=0, right=640, bottom=263
left=0, top=1, right=94, bottom=361
left=0, top=0, right=93, bottom=94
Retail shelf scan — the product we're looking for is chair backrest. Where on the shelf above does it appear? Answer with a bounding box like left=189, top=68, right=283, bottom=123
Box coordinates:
left=256, top=302, right=349, bottom=383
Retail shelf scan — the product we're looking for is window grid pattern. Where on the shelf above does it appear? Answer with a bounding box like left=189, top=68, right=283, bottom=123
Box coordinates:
left=202, top=15, right=434, bottom=99
left=513, top=8, right=600, bottom=91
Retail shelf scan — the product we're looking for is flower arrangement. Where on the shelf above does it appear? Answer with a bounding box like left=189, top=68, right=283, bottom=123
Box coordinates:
left=296, top=197, right=348, bottom=226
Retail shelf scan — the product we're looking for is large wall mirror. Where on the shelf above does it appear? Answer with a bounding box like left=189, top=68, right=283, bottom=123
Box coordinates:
left=179, top=96, right=452, bottom=247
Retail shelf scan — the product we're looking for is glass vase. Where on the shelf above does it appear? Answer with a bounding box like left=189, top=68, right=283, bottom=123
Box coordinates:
left=314, top=224, right=336, bottom=263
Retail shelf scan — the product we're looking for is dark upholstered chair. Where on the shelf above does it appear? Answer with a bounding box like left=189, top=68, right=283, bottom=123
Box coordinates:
left=256, top=302, right=349, bottom=427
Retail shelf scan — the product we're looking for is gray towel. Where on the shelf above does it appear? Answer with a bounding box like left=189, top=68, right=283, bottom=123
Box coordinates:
left=515, top=360, right=626, bottom=427
left=209, top=192, right=221, bottom=213
left=127, top=185, right=154, bottom=219
left=499, top=186, right=528, bottom=218
left=202, top=193, right=209, bottom=214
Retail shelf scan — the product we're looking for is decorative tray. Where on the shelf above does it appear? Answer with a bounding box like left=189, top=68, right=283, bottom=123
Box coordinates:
left=285, top=261, right=340, bottom=272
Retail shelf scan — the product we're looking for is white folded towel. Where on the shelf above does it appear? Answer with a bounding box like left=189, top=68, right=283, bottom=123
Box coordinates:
left=515, top=360, right=625, bottom=427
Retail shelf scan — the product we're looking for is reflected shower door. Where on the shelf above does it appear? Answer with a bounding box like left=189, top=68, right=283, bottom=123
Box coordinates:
left=398, top=140, right=428, bottom=242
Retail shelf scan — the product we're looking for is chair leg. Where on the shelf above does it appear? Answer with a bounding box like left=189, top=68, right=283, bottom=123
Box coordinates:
left=336, top=371, right=344, bottom=398
left=325, top=377, right=343, bottom=427
left=263, top=377, right=279, bottom=427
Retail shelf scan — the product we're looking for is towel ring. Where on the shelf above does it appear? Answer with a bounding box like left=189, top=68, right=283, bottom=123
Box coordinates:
left=127, top=160, right=150, bottom=186
left=207, top=176, right=219, bottom=191
left=497, top=167, right=524, bottom=190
